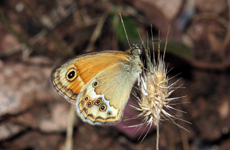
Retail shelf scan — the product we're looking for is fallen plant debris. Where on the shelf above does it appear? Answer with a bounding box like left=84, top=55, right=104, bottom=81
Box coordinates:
left=0, top=0, right=230, bottom=150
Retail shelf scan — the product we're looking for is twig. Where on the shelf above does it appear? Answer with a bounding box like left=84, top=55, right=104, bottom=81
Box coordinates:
left=0, top=1, right=78, bottom=58
left=65, top=105, right=76, bottom=150
left=64, top=13, right=109, bottom=150
left=112, top=12, right=119, bottom=50
left=180, top=127, right=190, bottom=150
left=185, top=58, right=230, bottom=70
left=221, top=0, right=230, bottom=56
left=21, top=0, right=74, bottom=56
left=193, top=13, right=228, bottom=29
left=0, top=7, right=34, bottom=58
left=165, top=123, right=176, bottom=150
left=86, top=12, right=109, bottom=52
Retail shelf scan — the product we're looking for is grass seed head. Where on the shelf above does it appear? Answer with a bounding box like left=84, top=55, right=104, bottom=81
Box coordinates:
left=138, top=56, right=170, bottom=127
left=132, top=29, right=189, bottom=148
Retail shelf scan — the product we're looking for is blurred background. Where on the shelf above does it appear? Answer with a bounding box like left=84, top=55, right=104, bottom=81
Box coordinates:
left=0, top=0, right=230, bottom=150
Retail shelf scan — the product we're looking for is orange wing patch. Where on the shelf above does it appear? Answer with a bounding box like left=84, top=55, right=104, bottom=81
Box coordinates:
left=73, top=52, right=130, bottom=84
left=52, top=51, right=131, bottom=105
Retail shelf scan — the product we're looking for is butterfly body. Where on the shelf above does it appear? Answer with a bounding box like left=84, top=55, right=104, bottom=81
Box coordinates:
left=52, top=44, right=143, bottom=125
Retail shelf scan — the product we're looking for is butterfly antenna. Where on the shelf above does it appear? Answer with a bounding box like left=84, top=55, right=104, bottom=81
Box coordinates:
left=119, top=13, right=131, bottom=49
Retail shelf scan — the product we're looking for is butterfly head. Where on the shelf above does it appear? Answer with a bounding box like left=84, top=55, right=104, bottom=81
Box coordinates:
left=130, top=43, right=142, bottom=57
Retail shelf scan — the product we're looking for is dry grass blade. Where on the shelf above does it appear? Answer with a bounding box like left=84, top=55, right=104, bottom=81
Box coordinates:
left=86, top=12, right=109, bottom=52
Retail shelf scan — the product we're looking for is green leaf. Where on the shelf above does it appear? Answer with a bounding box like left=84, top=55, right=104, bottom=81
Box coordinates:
left=111, top=14, right=140, bottom=44
left=159, top=40, right=194, bottom=59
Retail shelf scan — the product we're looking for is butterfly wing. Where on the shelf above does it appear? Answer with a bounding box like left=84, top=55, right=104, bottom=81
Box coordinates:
left=76, top=53, right=142, bottom=125
left=51, top=51, right=133, bottom=104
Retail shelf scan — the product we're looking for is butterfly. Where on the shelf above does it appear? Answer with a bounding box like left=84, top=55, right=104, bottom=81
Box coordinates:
left=51, top=44, right=143, bottom=125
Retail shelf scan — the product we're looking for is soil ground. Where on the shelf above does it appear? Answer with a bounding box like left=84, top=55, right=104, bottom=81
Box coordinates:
left=0, top=0, right=230, bottom=150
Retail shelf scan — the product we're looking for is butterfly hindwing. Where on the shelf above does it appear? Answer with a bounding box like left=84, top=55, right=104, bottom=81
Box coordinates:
left=76, top=58, right=142, bottom=125
left=77, top=79, right=120, bottom=125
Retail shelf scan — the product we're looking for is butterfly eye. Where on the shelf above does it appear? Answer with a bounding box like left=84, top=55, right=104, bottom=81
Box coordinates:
left=107, top=111, right=112, bottom=116
left=95, top=98, right=102, bottom=106
left=92, top=81, right=99, bottom=87
left=87, top=101, right=93, bottom=107
left=84, top=96, right=89, bottom=101
left=66, top=68, right=78, bottom=81
left=99, top=104, right=107, bottom=111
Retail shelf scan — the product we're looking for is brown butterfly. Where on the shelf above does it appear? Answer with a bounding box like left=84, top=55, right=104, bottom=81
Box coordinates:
left=51, top=44, right=143, bottom=125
